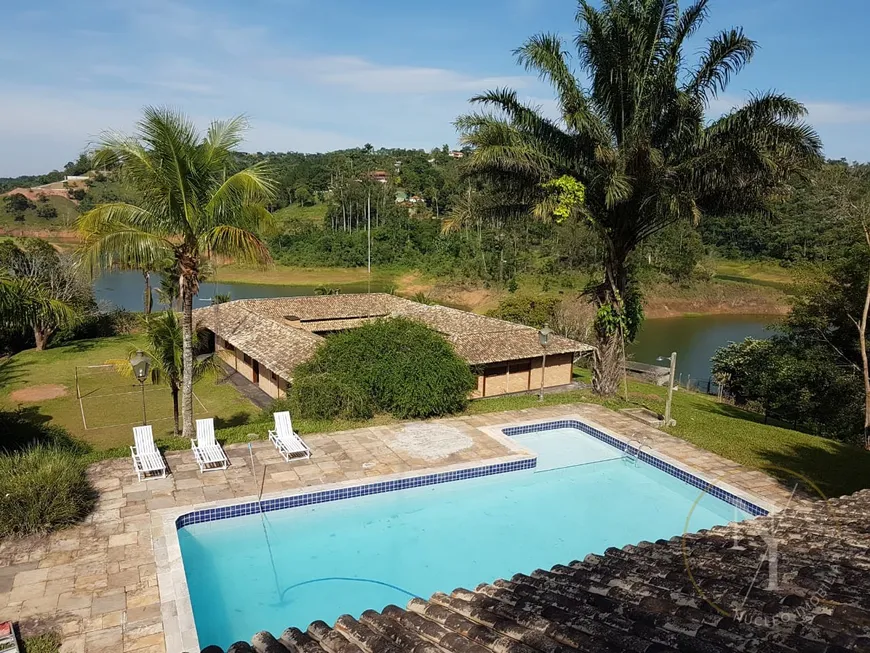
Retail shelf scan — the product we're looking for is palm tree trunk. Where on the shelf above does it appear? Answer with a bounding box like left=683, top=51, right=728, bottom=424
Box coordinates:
left=591, top=253, right=628, bottom=396
left=180, top=274, right=195, bottom=439
left=33, top=326, right=49, bottom=351
left=143, top=271, right=152, bottom=315
left=171, top=381, right=180, bottom=436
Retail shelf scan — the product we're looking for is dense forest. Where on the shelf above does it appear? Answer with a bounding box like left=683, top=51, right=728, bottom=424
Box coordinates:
left=4, top=146, right=869, bottom=287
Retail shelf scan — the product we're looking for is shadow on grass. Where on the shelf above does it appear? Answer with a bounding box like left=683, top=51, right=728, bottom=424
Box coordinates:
left=0, top=355, right=27, bottom=388
left=53, top=339, right=100, bottom=354
left=693, top=399, right=817, bottom=436
left=753, top=440, right=870, bottom=499
left=214, top=411, right=251, bottom=429
left=0, top=405, right=92, bottom=454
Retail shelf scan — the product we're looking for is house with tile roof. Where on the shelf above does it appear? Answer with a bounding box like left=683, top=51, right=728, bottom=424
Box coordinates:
left=194, top=294, right=593, bottom=399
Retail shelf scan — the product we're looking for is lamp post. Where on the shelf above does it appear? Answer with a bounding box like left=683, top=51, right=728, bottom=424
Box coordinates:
left=656, top=352, right=677, bottom=426
left=538, top=323, right=552, bottom=402
left=130, top=350, right=151, bottom=426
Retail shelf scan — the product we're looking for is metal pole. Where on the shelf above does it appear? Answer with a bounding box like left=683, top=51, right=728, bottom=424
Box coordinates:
left=367, top=190, right=372, bottom=279
left=539, top=348, right=547, bottom=402
left=140, top=381, right=147, bottom=425
left=664, top=351, right=676, bottom=426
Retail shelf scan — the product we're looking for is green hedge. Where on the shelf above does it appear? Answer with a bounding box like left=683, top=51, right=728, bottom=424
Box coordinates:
left=289, top=373, right=373, bottom=420
left=294, top=317, right=476, bottom=419
left=0, top=445, right=97, bottom=537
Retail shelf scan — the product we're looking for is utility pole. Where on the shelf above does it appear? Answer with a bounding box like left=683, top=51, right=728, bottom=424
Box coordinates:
left=367, top=188, right=372, bottom=291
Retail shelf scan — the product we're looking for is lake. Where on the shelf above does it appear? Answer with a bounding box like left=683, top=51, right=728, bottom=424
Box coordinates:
left=628, top=314, right=777, bottom=384
left=93, top=270, right=391, bottom=311
left=94, top=271, right=776, bottom=384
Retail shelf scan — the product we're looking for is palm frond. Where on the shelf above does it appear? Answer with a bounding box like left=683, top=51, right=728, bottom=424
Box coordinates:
left=686, top=28, right=756, bottom=102
left=200, top=225, right=272, bottom=265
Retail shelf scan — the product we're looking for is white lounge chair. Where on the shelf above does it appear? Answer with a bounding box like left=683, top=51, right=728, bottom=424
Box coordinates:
left=191, top=418, right=229, bottom=472
left=268, top=411, right=311, bottom=461
left=131, top=425, right=167, bottom=482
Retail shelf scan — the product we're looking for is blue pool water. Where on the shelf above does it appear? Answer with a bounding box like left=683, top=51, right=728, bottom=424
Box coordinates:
left=178, top=427, right=751, bottom=648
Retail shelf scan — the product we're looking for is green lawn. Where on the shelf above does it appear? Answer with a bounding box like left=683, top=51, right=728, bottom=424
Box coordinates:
left=273, top=202, right=328, bottom=226
left=4, top=336, right=869, bottom=497
left=0, top=335, right=258, bottom=450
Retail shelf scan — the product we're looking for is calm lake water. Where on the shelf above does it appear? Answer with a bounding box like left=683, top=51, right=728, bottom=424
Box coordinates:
left=628, top=314, right=777, bottom=383
left=94, top=271, right=775, bottom=383
left=93, top=270, right=390, bottom=311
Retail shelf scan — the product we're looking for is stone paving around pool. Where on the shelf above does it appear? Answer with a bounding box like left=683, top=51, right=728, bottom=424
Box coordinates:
left=0, top=403, right=801, bottom=653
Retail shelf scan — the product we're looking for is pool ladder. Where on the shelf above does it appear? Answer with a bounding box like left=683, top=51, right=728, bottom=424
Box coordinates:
left=623, top=438, right=646, bottom=466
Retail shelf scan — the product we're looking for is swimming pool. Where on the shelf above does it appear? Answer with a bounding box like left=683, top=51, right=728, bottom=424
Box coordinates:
left=177, top=421, right=759, bottom=648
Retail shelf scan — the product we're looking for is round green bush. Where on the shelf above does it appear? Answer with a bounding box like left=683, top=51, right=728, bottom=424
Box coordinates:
left=0, top=445, right=97, bottom=537
left=296, top=317, right=476, bottom=419
left=290, top=373, right=373, bottom=420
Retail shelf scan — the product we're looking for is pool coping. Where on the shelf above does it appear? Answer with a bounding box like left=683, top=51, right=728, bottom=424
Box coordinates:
left=154, top=414, right=774, bottom=652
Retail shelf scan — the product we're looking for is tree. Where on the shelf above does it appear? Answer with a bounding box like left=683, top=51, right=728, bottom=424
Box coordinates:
left=4, top=193, right=35, bottom=213
left=456, top=0, right=821, bottom=394
left=0, top=275, right=77, bottom=340
left=2, top=241, right=90, bottom=350
left=109, top=311, right=216, bottom=435
left=78, top=107, right=276, bottom=438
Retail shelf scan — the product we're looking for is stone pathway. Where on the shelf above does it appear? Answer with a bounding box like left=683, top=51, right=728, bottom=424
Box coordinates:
left=216, top=363, right=272, bottom=410
left=0, top=403, right=801, bottom=653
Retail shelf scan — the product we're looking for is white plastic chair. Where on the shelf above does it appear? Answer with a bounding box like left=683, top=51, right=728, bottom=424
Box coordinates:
left=268, top=411, right=311, bottom=461
left=191, top=418, right=229, bottom=472
left=130, top=425, right=167, bottom=481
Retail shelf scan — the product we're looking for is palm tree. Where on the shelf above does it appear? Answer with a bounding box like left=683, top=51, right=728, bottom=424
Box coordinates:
left=0, top=275, right=78, bottom=337
left=79, top=107, right=276, bottom=436
left=109, top=311, right=216, bottom=435
left=456, top=0, right=822, bottom=395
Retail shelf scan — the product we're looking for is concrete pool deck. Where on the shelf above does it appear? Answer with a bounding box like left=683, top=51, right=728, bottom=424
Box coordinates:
left=0, top=403, right=800, bottom=653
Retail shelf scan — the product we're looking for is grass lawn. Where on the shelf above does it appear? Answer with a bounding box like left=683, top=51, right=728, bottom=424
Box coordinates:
left=0, top=335, right=258, bottom=451
left=4, top=337, right=869, bottom=498
left=272, top=202, right=328, bottom=225
left=0, top=195, right=79, bottom=229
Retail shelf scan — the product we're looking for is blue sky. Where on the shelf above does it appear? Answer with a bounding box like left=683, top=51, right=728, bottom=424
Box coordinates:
left=1, top=0, right=868, bottom=175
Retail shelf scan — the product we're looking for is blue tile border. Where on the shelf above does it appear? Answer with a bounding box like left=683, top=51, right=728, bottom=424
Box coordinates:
left=176, top=417, right=766, bottom=530
left=503, top=419, right=768, bottom=517
left=176, top=457, right=537, bottom=529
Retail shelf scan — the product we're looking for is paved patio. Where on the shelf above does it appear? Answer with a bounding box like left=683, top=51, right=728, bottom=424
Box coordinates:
left=0, top=403, right=800, bottom=653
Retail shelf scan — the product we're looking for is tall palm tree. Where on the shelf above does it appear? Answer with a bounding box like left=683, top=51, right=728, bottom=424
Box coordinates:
left=456, top=0, right=822, bottom=395
left=109, top=311, right=216, bottom=435
left=79, top=107, right=276, bottom=436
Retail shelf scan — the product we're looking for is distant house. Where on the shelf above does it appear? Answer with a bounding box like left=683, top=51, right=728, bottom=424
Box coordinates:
left=195, top=294, right=592, bottom=399
left=449, top=150, right=465, bottom=158
left=408, top=195, right=425, bottom=204
left=365, top=170, right=389, bottom=184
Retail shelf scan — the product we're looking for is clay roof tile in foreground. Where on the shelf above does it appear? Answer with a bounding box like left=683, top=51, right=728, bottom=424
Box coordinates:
left=204, top=489, right=870, bottom=653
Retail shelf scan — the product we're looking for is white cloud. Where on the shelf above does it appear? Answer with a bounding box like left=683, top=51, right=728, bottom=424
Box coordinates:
left=707, top=94, right=870, bottom=126
left=270, top=55, right=531, bottom=94
left=804, top=102, right=870, bottom=125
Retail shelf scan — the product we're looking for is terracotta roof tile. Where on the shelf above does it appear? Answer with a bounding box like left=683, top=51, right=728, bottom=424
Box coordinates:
left=206, top=489, right=870, bottom=653
left=194, top=294, right=593, bottom=377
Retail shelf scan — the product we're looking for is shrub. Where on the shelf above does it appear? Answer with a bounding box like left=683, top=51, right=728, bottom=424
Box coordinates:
left=22, top=633, right=61, bottom=653
left=297, top=317, right=476, bottom=419
left=289, top=373, right=373, bottom=420
left=0, top=445, right=97, bottom=537
left=35, top=205, right=58, bottom=219
left=487, top=295, right=561, bottom=329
